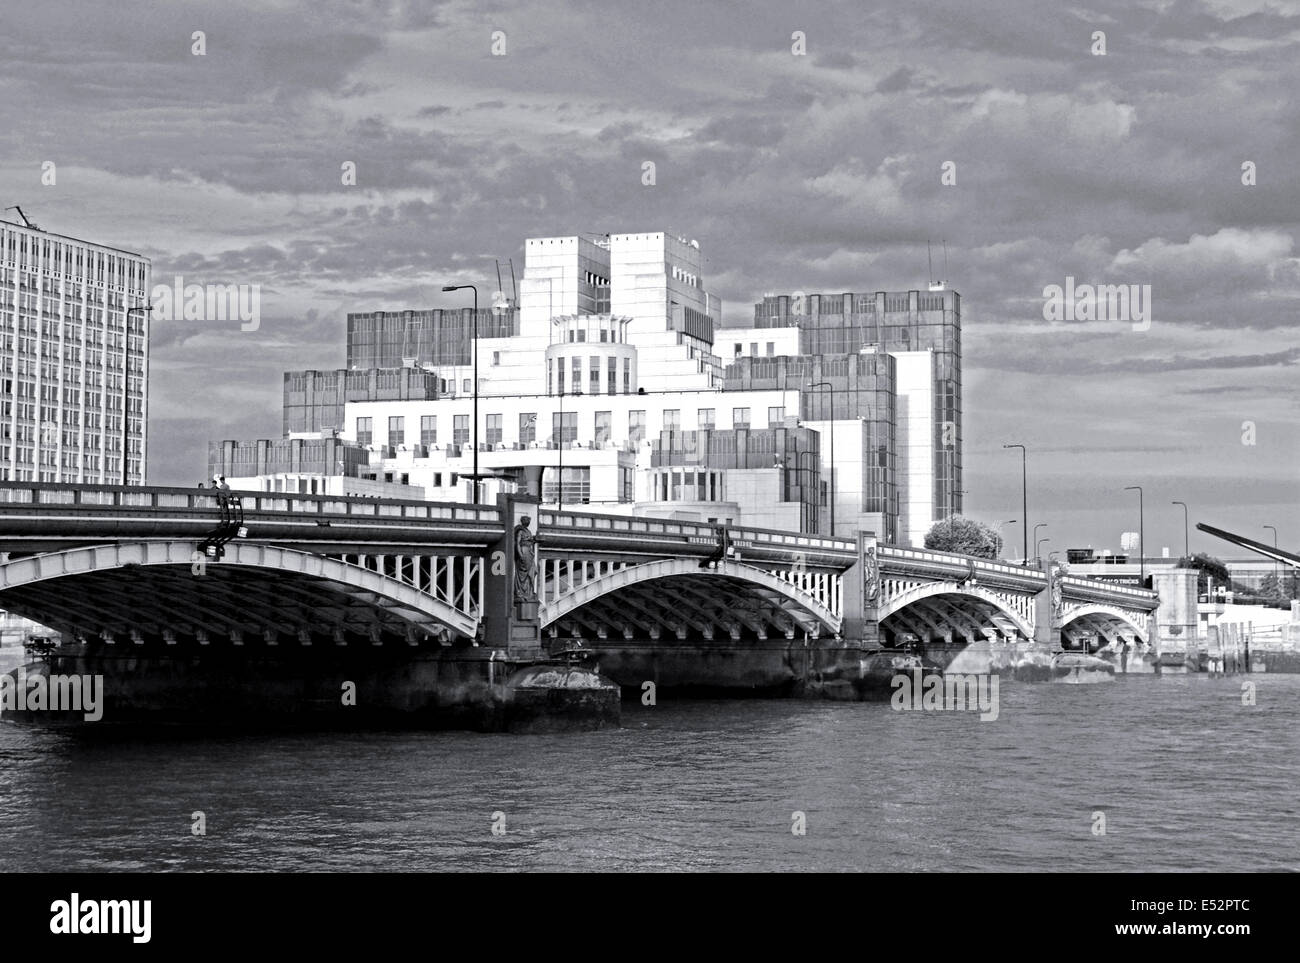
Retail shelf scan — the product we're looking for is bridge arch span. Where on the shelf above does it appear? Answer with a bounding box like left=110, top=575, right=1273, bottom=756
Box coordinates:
left=0, top=540, right=479, bottom=644
left=1060, top=603, right=1150, bottom=646
left=541, top=557, right=841, bottom=642
left=878, top=581, right=1036, bottom=644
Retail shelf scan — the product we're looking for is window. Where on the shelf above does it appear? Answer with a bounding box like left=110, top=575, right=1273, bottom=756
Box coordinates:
left=629, top=410, right=646, bottom=445
left=462, top=378, right=471, bottom=393
left=590, top=357, right=601, bottom=394
left=388, top=416, right=405, bottom=447
left=571, top=357, right=581, bottom=394
left=733, top=407, right=751, bottom=430
left=607, top=356, right=618, bottom=395
left=750, top=342, right=758, bottom=356
left=356, top=417, right=373, bottom=446
left=556, top=357, right=564, bottom=394
left=420, top=415, right=437, bottom=447
left=486, top=413, right=502, bottom=446
left=432, top=472, right=442, bottom=487
left=734, top=343, right=742, bottom=357
left=519, top=412, right=537, bottom=446
left=492, top=351, right=500, bottom=365
left=663, top=409, right=680, bottom=431
left=552, top=411, right=577, bottom=445
left=622, top=357, right=630, bottom=394
left=698, top=408, right=715, bottom=430
left=595, top=411, right=611, bottom=447
left=453, top=414, right=469, bottom=446
left=766, top=342, right=775, bottom=357
left=543, top=466, right=590, bottom=504
left=768, top=406, right=785, bottom=427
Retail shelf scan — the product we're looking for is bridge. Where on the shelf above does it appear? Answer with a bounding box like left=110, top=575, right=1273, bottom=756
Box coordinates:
left=0, top=484, right=1157, bottom=673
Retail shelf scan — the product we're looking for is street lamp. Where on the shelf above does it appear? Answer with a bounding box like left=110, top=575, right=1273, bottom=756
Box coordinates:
left=441, top=284, right=479, bottom=502
left=1124, top=485, right=1144, bottom=584
left=1264, top=525, right=1279, bottom=599
left=807, top=381, right=835, bottom=535
left=123, top=300, right=153, bottom=486
left=1035, top=536, right=1051, bottom=565
left=1172, top=501, right=1190, bottom=560
left=1032, top=523, right=1047, bottom=565
left=1003, top=444, right=1028, bottom=565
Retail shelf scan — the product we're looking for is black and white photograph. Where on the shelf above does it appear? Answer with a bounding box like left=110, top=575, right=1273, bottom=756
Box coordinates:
left=0, top=0, right=1294, bottom=928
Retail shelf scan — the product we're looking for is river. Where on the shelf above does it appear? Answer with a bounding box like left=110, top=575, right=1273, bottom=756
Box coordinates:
left=0, top=673, right=1296, bottom=871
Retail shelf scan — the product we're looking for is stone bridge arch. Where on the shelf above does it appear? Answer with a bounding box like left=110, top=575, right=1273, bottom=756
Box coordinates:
left=0, top=540, right=479, bottom=645
left=1060, top=603, right=1150, bottom=646
left=540, top=557, right=842, bottom=643
left=878, top=581, right=1036, bottom=644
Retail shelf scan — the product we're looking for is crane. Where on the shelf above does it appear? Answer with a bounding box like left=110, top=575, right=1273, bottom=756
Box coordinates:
left=4, top=206, right=39, bottom=230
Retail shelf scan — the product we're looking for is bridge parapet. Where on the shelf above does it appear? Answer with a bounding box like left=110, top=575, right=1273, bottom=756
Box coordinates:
left=1059, top=574, right=1158, bottom=609
left=539, top=510, right=854, bottom=568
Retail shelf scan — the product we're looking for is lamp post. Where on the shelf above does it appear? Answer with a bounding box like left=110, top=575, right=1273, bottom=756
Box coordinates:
left=1264, top=525, right=1279, bottom=599
left=1172, top=500, right=1189, bottom=561
left=1035, top=536, right=1051, bottom=566
left=123, top=300, right=152, bottom=486
left=1124, top=485, right=1144, bottom=584
left=1032, top=523, right=1046, bottom=565
left=441, top=284, right=478, bottom=502
left=1003, top=444, right=1028, bottom=565
left=807, top=381, right=835, bottom=535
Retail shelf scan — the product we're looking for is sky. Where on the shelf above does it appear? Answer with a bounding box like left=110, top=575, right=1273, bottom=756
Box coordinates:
left=1, top=0, right=1296, bottom=558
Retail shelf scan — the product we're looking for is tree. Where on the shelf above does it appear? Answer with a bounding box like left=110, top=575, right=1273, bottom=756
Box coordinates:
left=923, top=515, right=1001, bottom=559
left=1179, top=552, right=1230, bottom=594
left=1259, top=573, right=1287, bottom=605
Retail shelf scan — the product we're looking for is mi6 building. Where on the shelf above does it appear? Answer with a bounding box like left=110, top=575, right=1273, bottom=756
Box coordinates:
left=211, top=230, right=962, bottom=547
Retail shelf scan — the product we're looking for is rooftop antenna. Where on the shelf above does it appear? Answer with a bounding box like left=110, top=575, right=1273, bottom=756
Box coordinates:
left=4, top=206, right=38, bottom=230
left=927, top=240, right=934, bottom=283
left=943, top=239, right=949, bottom=284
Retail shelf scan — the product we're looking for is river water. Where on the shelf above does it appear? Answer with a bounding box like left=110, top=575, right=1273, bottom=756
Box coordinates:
left=0, top=673, right=1296, bottom=872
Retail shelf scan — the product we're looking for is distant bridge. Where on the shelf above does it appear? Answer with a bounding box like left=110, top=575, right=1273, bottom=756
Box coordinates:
left=0, top=484, right=1156, bottom=654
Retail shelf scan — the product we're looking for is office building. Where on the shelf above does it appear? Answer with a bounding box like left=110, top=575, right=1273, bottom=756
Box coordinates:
left=0, top=216, right=151, bottom=484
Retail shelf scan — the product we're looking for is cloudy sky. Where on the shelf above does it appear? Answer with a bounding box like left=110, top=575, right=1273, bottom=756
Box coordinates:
left=2, top=0, right=1297, bottom=557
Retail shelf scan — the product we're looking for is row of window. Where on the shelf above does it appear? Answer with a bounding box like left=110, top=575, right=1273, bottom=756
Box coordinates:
left=547, top=355, right=631, bottom=396
left=356, top=407, right=787, bottom=448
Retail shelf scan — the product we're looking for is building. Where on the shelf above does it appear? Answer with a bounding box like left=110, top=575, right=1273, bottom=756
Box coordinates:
left=0, top=216, right=151, bottom=484
left=720, top=287, right=962, bottom=545
left=211, top=231, right=963, bottom=544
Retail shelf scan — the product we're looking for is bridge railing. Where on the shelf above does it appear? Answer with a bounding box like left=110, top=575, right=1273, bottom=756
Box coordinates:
left=880, top=545, right=1047, bottom=581
left=1060, top=574, right=1158, bottom=603
left=0, top=483, right=502, bottom=524
left=539, top=509, right=855, bottom=560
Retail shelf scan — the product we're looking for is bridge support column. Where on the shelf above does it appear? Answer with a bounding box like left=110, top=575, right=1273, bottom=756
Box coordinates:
left=1152, top=568, right=1198, bottom=667
left=1033, top=558, right=1063, bottom=650
left=482, top=494, right=544, bottom=660
left=842, top=533, right=881, bottom=647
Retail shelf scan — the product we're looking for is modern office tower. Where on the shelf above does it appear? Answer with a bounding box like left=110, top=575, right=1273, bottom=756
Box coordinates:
left=726, top=288, right=961, bottom=546
left=0, top=216, right=151, bottom=484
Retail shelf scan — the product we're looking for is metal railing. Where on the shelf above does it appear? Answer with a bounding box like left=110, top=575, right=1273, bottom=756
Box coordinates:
left=0, top=483, right=502, bottom=524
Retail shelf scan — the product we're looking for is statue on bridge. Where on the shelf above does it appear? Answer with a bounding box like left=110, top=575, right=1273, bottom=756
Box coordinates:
left=514, top=516, right=539, bottom=604
left=863, top=545, right=879, bottom=605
